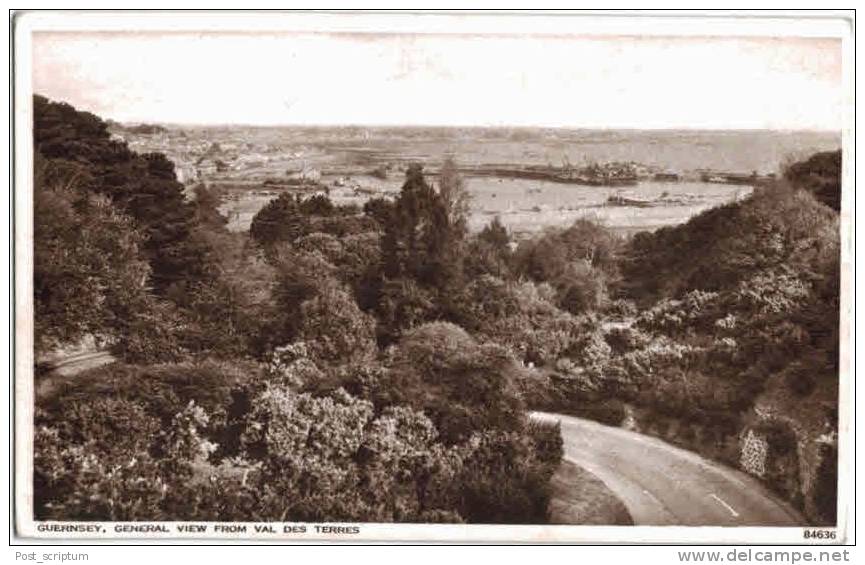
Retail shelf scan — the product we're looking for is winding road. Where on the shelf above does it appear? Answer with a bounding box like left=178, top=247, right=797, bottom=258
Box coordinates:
left=35, top=350, right=116, bottom=398
left=534, top=412, right=806, bottom=526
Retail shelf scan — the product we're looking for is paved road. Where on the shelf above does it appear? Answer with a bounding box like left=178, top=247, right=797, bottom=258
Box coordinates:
left=35, top=350, right=116, bottom=398
left=41, top=350, right=115, bottom=376
left=535, top=412, right=805, bottom=526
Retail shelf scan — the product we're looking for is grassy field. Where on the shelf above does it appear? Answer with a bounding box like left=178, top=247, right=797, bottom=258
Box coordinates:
left=548, top=459, right=633, bottom=525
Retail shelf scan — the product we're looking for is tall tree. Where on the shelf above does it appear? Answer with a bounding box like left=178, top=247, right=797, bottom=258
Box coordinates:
left=33, top=95, right=217, bottom=294
left=33, top=157, right=151, bottom=355
left=382, top=164, right=442, bottom=281
left=437, top=156, right=471, bottom=238
left=382, top=163, right=464, bottom=290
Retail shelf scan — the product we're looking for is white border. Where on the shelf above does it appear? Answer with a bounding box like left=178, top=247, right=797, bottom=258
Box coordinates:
left=11, top=9, right=856, bottom=544
left=8, top=10, right=855, bottom=38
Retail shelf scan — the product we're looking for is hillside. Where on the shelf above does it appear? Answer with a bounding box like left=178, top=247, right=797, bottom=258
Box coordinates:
left=30, top=94, right=841, bottom=527
left=32, top=96, right=568, bottom=524
left=549, top=177, right=841, bottom=525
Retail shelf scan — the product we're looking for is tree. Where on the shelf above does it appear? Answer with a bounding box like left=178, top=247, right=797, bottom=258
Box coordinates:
left=386, top=322, right=526, bottom=443
left=554, top=261, right=607, bottom=315
left=783, top=150, right=841, bottom=212
left=377, top=164, right=467, bottom=336
left=33, top=158, right=151, bottom=355
left=296, top=286, right=377, bottom=366
left=437, top=156, right=471, bottom=238
left=514, top=218, right=619, bottom=284
left=478, top=215, right=510, bottom=250
left=456, top=276, right=586, bottom=366
left=375, top=277, right=437, bottom=344
left=363, top=196, right=395, bottom=227
left=382, top=164, right=444, bottom=280
left=620, top=184, right=839, bottom=304
left=249, top=193, right=306, bottom=247
left=299, top=193, right=336, bottom=216
left=191, top=183, right=228, bottom=229
left=33, top=95, right=218, bottom=294
left=266, top=250, right=340, bottom=349
left=465, top=216, right=513, bottom=279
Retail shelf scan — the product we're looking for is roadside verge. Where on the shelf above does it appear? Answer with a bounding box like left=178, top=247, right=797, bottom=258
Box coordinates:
left=548, top=459, right=633, bottom=525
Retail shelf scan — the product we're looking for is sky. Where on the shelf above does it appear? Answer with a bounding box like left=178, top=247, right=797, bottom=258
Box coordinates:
left=32, top=31, right=843, bottom=130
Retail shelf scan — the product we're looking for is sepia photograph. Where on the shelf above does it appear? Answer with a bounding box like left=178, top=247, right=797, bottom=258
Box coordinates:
left=11, top=10, right=854, bottom=544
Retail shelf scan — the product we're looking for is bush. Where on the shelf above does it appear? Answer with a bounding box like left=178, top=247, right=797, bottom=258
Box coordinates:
left=235, top=385, right=463, bottom=522
left=604, top=325, right=651, bottom=355
left=527, top=419, right=564, bottom=467
left=813, top=443, right=838, bottom=524
left=33, top=162, right=152, bottom=355
left=514, top=218, right=620, bottom=285
left=375, top=277, right=437, bottom=344
left=554, top=261, right=607, bottom=315
left=783, top=150, right=841, bottom=212
left=363, top=196, right=395, bottom=227
left=297, top=285, right=377, bottom=366
left=451, top=431, right=557, bottom=524
left=754, top=420, right=798, bottom=457
left=574, top=399, right=627, bottom=427
left=458, top=277, right=587, bottom=366
left=34, top=398, right=214, bottom=521
left=387, top=322, right=526, bottom=443
left=37, top=359, right=260, bottom=432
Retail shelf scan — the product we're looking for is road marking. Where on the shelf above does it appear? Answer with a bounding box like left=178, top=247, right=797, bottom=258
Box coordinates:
left=710, top=493, right=740, bottom=518
left=536, top=413, right=806, bottom=525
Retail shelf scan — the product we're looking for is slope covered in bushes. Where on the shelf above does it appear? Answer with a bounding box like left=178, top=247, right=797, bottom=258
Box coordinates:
left=32, top=96, right=567, bottom=524
left=507, top=156, right=841, bottom=525
left=31, top=95, right=841, bottom=526
left=557, top=181, right=840, bottom=525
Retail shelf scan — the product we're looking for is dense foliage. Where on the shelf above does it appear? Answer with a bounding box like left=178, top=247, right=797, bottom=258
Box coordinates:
left=32, top=95, right=841, bottom=526
left=34, top=157, right=151, bottom=350
left=783, top=150, right=841, bottom=211
left=34, top=95, right=215, bottom=294
left=519, top=181, right=841, bottom=524
left=33, top=97, right=562, bottom=523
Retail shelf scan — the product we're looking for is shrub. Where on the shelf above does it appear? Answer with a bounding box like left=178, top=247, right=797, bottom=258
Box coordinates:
left=605, top=298, right=638, bottom=318
left=783, top=150, right=841, bottom=212
left=376, top=277, right=437, bottom=343
left=754, top=420, right=798, bottom=457
left=604, top=325, right=651, bottom=354
left=554, top=261, right=607, bottom=315
left=527, top=419, right=564, bottom=468
left=249, top=193, right=305, bottom=246
left=458, top=277, right=587, bottom=366
left=236, top=385, right=466, bottom=522
left=37, top=359, right=260, bottom=433
left=34, top=397, right=214, bottom=521
left=387, top=322, right=526, bottom=443
left=813, top=443, right=838, bottom=524
left=451, top=431, right=557, bottom=524
left=575, top=399, right=627, bottom=427
left=514, top=218, right=621, bottom=285
left=363, top=196, right=395, bottom=227
left=33, top=163, right=152, bottom=355
left=297, top=285, right=377, bottom=366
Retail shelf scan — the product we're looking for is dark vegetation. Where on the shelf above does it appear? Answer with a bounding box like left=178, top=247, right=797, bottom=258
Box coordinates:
left=33, top=97, right=561, bottom=523
left=518, top=164, right=841, bottom=524
left=32, top=95, right=841, bottom=525
left=783, top=150, right=841, bottom=212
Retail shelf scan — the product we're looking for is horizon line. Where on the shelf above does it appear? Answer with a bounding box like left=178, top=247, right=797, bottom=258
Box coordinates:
left=108, top=119, right=842, bottom=135
left=37, top=95, right=841, bottom=134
